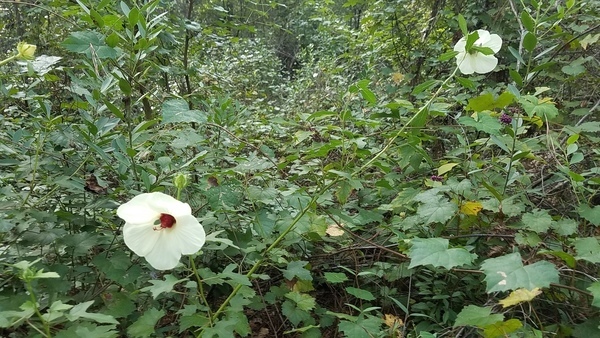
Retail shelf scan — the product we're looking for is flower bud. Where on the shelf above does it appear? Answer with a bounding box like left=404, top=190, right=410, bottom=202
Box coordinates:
left=17, top=42, right=36, bottom=60
left=173, top=173, right=188, bottom=190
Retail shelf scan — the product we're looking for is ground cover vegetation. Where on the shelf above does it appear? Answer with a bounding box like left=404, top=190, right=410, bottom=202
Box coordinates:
left=0, top=0, right=599, bottom=337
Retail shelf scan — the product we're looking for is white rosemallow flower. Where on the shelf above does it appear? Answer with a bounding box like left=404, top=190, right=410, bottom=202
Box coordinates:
left=454, top=29, right=502, bottom=75
left=117, top=192, right=206, bottom=270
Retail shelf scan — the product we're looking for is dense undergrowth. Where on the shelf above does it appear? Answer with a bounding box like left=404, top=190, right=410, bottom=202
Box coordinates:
left=0, top=0, right=599, bottom=337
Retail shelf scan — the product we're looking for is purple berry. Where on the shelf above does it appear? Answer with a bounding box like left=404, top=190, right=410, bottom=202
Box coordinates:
left=499, top=113, right=512, bottom=125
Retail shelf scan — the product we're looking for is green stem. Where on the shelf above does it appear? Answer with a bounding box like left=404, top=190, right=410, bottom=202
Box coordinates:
left=21, top=127, right=47, bottom=207
left=196, top=192, right=320, bottom=336
left=195, top=64, right=459, bottom=336
left=189, top=257, right=213, bottom=323
left=353, top=66, right=459, bottom=177
left=0, top=54, right=18, bottom=67
left=25, top=282, right=51, bottom=338
left=501, top=124, right=518, bottom=196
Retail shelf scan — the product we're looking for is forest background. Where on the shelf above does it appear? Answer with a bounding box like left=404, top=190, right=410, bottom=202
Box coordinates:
left=0, top=0, right=599, bottom=337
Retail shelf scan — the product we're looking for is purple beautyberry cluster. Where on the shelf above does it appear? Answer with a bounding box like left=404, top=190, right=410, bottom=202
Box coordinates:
left=431, top=175, right=444, bottom=182
left=499, top=113, right=512, bottom=125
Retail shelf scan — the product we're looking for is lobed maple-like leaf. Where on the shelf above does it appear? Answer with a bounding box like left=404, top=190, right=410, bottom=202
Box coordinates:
left=408, top=238, right=476, bottom=270
left=480, top=252, right=558, bottom=292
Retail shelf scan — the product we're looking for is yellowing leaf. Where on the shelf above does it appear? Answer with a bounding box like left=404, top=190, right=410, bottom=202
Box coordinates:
left=580, top=33, right=599, bottom=50
left=326, top=224, right=345, bottom=237
left=391, top=72, right=404, bottom=84
left=438, top=163, right=459, bottom=175
left=499, top=288, right=542, bottom=308
left=383, top=313, right=403, bottom=328
left=461, top=201, right=483, bottom=216
left=522, top=115, right=543, bottom=128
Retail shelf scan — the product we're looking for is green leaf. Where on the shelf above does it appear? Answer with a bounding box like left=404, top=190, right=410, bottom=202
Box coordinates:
left=203, top=180, right=245, bottom=210
left=103, top=292, right=136, bottom=319
left=466, top=92, right=515, bottom=112
left=587, top=282, right=600, bottom=308
left=481, top=252, right=559, bottom=292
left=281, top=300, right=311, bottom=326
left=323, top=272, right=348, bottom=283
left=523, top=32, right=537, bottom=52
left=66, top=301, right=119, bottom=324
left=518, top=95, right=559, bottom=120
left=454, top=305, right=503, bottom=328
left=120, top=1, right=130, bottom=16
left=345, top=287, right=376, bottom=301
left=412, top=79, right=439, bottom=95
left=336, top=180, right=353, bottom=205
left=438, top=163, right=458, bottom=175
left=509, top=69, right=523, bottom=86
left=307, top=110, right=337, bottom=121
left=179, top=311, right=209, bottom=332
left=140, top=275, right=188, bottom=299
left=551, top=218, right=578, bottom=236
left=458, top=114, right=502, bottom=136
left=339, top=320, right=370, bottom=338
left=54, top=323, right=118, bottom=338
left=408, top=238, right=476, bottom=270
left=457, top=14, right=468, bottom=36
left=201, top=318, right=238, bottom=338
left=205, top=230, right=240, bottom=250
left=104, top=99, right=125, bottom=120
left=62, top=30, right=117, bottom=59
left=539, top=250, right=576, bottom=268
left=285, top=291, right=316, bottom=311
left=43, top=301, right=72, bottom=322
left=220, top=264, right=252, bottom=286
left=508, top=46, right=526, bottom=64
left=409, top=107, right=429, bottom=128
left=339, top=316, right=383, bottom=338
left=465, top=31, right=480, bottom=51
left=360, top=88, right=376, bottom=105
left=573, top=318, right=600, bottom=337
left=161, top=99, right=207, bottom=124
left=495, top=92, right=516, bottom=109
left=417, top=196, right=458, bottom=225
left=578, top=204, right=600, bottom=226
left=456, top=76, right=475, bottom=89
left=127, top=308, right=165, bottom=338
left=562, top=58, right=587, bottom=76
left=482, top=319, right=523, bottom=338
left=521, top=209, right=552, bottom=233
left=439, top=50, right=459, bottom=61
left=573, top=238, right=600, bottom=263
left=283, top=261, right=312, bottom=281
left=521, top=10, right=535, bottom=32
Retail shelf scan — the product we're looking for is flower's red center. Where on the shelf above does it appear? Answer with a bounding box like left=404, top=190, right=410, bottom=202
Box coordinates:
left=159, top=213, right=176, bottom=229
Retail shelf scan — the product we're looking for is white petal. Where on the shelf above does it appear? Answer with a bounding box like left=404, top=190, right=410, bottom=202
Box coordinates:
left=453, top=38, right=467, bottom=52
left=485, top=34, right=503, bottom=53
left=146, top=192, right=192, bottom=217
left=140, top=216, right=205, bottom=270
left=123, top=222, right=161, bottom=257
left=473, top=55, right=498, bottom=74
left=172, top=215, right=206, bottom=255
left=457, top=54, right=477, bottom=74
left=143, top=233, right=184, bottom=270
left=475, top=29, right=491, bottom=45
left=117, top=193, right=160, bottom=225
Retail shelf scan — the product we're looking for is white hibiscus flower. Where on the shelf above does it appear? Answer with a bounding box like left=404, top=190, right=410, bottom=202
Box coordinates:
left=454, top=29, right=503, bottom=75
left=117, top=192, right=206, bottom=270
